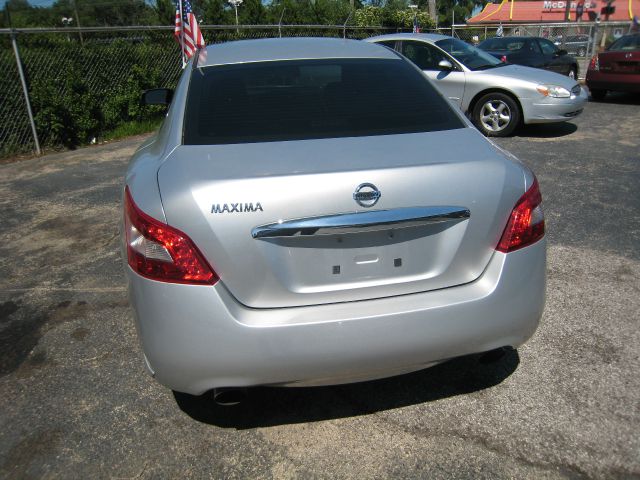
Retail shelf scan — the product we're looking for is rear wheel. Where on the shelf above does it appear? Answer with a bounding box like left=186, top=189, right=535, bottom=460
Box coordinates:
left=590, top=89, right=607, bottom=101
left=472, top=93, right=520, bottom=137
left=577, top=47, right=586, bottom=57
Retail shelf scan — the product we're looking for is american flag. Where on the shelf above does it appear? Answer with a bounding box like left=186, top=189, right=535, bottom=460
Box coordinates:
left=412, top=15, right=421, bottom=34
left=175, top=0, right=205, bottom=60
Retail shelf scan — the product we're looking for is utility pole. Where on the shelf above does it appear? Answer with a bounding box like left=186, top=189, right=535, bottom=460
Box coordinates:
left=71, top=0, right=84, bottom=47
left=5, top=2, right=12, bottom=29
left=429, top=0, right=438, bottom=28
left=428, top=0, right=437, bottom=28
left=228, top=0, right=243, bottom=34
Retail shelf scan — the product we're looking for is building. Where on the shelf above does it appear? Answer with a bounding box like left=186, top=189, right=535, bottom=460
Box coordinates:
left=467, top=0, right=638, bottom=23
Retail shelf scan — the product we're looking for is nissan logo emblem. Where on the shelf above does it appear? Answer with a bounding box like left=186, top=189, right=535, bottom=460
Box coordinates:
left=353, top=183, right=381, bottom=208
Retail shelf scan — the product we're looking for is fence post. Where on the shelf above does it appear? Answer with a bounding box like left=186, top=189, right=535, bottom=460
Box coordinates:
left=343, top=10, right=353, bottom=39
left=278, top=8, right=285, bottom=38
left=71, top=0, right=85, bottom=47
left=599, top=22, right=608, bottom=49
left=592, top=21, right=601, bottom=54
left=10, top=30, right=41, bottom=156
left=585, top=24, right=594, bottom=70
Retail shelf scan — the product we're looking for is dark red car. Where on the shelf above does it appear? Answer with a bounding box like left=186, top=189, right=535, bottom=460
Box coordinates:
left=586, top=33, right=640, bottom=100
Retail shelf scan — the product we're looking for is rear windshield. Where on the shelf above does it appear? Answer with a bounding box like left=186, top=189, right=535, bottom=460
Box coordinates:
left=607, top=35, right=640, bottom=51
left=183, top=58, right=464, bottom=145
left=479, top=37, right=524, bottom=51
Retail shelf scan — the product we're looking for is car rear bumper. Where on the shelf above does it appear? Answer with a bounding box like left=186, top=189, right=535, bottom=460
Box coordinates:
left=126, top=239, right=546, bottom=395
left=521, top=88, right=588, bottom=124
left=586, top=71, right=640, bottom=92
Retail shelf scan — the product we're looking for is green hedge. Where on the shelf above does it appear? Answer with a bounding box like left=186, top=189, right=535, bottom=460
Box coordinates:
left=2, top=28, right=397, bottom=156
left=4, top=34, right=182, bottom=152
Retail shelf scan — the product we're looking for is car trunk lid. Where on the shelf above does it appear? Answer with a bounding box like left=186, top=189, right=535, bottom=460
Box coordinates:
left=599, top=50, right=640, bottom=74
left=157, top=128, right=524, bottom=308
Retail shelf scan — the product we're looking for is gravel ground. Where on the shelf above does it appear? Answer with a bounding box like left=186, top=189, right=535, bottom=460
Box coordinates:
left=0, top=93, right=639, bottom=479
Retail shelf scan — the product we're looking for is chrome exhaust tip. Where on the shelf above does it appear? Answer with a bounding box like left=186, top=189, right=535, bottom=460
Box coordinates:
left=212, top=387, right=247, bottom=406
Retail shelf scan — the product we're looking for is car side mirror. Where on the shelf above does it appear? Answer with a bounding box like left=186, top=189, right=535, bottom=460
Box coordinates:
left=555, top=49, right=568, bottom=57
left=438, top=59, right=454, bottom=71
left=142, top=88, right=173, bottom=106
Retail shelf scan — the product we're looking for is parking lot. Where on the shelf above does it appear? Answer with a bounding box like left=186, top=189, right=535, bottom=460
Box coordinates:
left=0, top=94, right=639, bottom=479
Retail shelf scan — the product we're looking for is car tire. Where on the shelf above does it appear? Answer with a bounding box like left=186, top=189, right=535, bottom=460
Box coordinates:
left=577, top=47, right=586, bottom=57
left=472, top=92, right=520, bottom=137
left=568, top=67, right=577, bottom=79
left=590, top=89, right=607, bottom=101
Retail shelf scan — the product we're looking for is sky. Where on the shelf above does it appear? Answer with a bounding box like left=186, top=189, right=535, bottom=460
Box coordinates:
left=3, top=0, right=63, bottom=5
left=1, top=0, right=159, bottom=7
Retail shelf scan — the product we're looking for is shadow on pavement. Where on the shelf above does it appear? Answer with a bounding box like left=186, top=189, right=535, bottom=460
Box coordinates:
left=588, top=92, right=640, bottom=106
left=515, top=122, right=578, bottom=139
left=173, top=348, right=520, bottom=429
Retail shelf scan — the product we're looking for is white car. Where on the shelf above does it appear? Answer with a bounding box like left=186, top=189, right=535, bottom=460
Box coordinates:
left=366, top=33, right=588, bottom=136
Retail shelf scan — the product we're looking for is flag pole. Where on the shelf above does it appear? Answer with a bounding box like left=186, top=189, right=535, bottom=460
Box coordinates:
left=178, top=0, right=186, bottom=69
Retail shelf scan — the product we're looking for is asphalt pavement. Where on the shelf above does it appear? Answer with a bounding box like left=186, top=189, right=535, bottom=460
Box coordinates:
left=0, top=93, right=639, bottom=479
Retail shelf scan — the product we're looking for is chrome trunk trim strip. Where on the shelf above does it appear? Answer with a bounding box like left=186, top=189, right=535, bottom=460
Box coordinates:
left=252, top=206, right=470, bottom=239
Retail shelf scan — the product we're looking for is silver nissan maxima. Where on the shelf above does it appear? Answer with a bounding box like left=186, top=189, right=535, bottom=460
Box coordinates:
left=122, top=38, right=546, bottom=397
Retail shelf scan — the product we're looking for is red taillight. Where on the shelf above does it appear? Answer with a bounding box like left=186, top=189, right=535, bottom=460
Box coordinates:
left=496, top=177, right=545, bottom=253
left=124, top=186, right=218, bottom=285
left=500, top=55, right=508, bottom=63
left=588, top=54, right=599, bottom=71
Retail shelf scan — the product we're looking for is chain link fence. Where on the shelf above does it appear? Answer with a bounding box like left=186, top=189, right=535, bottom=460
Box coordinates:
left=452, top=21, right=634, bottom=79
left=1, top=25, right=407, bottom=158
left=2, top=22, right=633, bottom=157
left=0, top=38, right=34, bottom=156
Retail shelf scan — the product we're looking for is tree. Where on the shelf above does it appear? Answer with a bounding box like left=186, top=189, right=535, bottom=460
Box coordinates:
left=356, top=2, right=434, bottom=28
left=0, top=0, right=459, bottom=29
left=2, top=0, right=54, bottom=28
left=239, top=0, right=267, bottom=25
left=41, top=0, right=158, bottom=27
left=155, top=0, right=176, bottom=26
left=309, top=0, right=352, bottom=25
left=266, top=0, right=315, bottom=24
left=435, top=0, right=484, bottom=26
left=202, top=0, right=233, bottom=25
left=355, top=5, right=384, bottom=26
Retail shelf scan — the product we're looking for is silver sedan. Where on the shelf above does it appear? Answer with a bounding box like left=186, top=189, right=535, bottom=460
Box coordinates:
left=123, top=38, right=545, bottom=401
left=366, top=33, right=588, bottom=136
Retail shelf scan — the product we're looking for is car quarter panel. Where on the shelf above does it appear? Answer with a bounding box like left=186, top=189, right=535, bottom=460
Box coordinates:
left=124, top=68, right=192, bottom=221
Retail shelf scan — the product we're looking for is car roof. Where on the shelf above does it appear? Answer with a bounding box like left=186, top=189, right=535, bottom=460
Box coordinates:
left=366, top=33, right=452, bottom=44
left=481, top=36, right=535, bottom=41
left=197, top=37, right=400, bottom=67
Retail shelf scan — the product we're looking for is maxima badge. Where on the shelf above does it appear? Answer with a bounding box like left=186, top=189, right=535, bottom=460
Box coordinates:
left=353, top=183, right=381, bottom=208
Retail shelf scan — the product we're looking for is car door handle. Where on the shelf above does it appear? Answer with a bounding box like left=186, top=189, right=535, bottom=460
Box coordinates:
left=251, top=206, right=470, bottom=239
